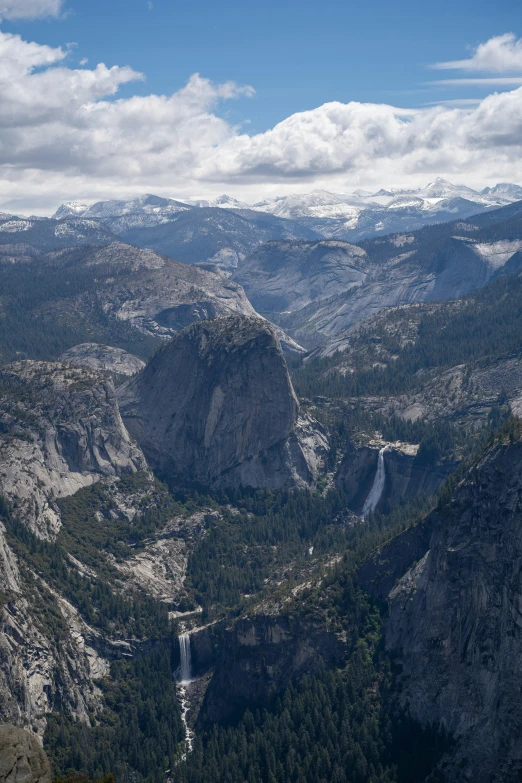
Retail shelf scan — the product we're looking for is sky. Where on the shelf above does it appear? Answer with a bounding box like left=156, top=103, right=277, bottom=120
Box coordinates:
left=0, top=0, right=522, bottom=213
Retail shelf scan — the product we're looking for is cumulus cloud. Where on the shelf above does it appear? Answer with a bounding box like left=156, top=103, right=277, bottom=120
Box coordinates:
left=0, top=31, right=143, bottom=132
left=0, top=0, right=64, bottom=20
left=433, top=33, right=522, bottom=72
left=1, top=28, right=522, bottom=213
left=213, top=89, right=522, bottom=185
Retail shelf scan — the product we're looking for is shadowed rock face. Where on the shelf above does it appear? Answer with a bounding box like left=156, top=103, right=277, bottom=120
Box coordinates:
left=0, top=724, right=51, bottom=783
left=200, top=614, right=345, bottom=724
left=383, top=434, right=522, bottom=782
left=118, top=316, right=321, bottom=489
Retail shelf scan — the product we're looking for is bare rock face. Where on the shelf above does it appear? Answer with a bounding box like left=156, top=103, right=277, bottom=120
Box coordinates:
left=59, top=343, right=145, bottom=377
left=233, top=239, right=369, bottom=316
left=0, top=724, right=51, bottom=783
left=384, top=431, right=522, bottom=782
left=118, top=316, right=324, bottom=489
left=0, top=361, right=146, bottom=539
left=0, top=363, right=150, bottom=734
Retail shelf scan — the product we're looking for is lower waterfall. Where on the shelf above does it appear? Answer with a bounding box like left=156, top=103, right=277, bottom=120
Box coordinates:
left=176, top=632, right=194, bottom=759
left=362, top=446, right=387, bottom=516
left=179, top=633, right=192, bottom=684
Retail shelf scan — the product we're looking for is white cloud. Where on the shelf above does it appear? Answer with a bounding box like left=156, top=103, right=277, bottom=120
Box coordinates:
left=212, top=89, right=522, bottom=186
left=1, top=28, right=522, bottom=213
left=0, top=31, right=143, bottom=132
left=430, top=77, right=522, bottom=86
left=433, top=33, right=522, bottom=73
left=423, top=98, right=482, bottom=107
left=0, top=0, right=64, bottom=20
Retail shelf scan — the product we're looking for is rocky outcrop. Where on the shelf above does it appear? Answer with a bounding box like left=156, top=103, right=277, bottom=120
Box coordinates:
left=358, top=514, right=435, bottom=602
left=0, top=584, right=110, bottom=736
left=382, top=429, right=522, bottom=781
left=0, top=724, right=51, bottom=783
left=0, top=469, right=209, bottom=737
left=118, top=316, right=326, bottom=490
left=65, top=242, right=258, bottom=339
left=0, top=361, right=146, bottom=539
left=0, top=363, right=157, bottom=737
left=46, top=242, right=302, bottom=353
left=114, top=507, right=215, bottom=603
left=59, top=343, right=145, bottom=377
left=201, top=613, right=345, bottom=723
left=376, top=356, right=522, bottom=430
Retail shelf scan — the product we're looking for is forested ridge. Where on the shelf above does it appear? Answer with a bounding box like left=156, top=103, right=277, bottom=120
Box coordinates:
left=0, top=256, right=158, bottom=365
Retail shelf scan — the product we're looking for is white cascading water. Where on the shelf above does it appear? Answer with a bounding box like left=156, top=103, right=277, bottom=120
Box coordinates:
left=362, top=446, right=387, bottom=517
left=176, top=632, right=194, bottom=759
left=179, top=633, right=192, bottom=684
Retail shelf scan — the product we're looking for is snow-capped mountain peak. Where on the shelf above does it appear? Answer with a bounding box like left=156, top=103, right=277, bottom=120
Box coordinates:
left=53, top=201, right=93, bottom=219
left=420, top=177, right=480, bottom=200
left=481, top=183, right=522, bottom=200
left=252, top=190, right=362, bottom=220
left=44, top=179, right=522, bottom=264
left=187, top=194, right=251, bottom=210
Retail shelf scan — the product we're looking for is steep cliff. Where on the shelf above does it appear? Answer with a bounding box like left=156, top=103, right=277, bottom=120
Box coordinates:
left=0, top=362, right=153, bottom=735
left=118, top=316, right=326, bottom=490
left=200, top=612, right=345, bottom=724
left=0, top=361, right=146, bottom=540
left=233, top=240, right=369, bottom=317
left=383, top=424, right=522, bottom=781
left=336, top=441, right=456, bottom=515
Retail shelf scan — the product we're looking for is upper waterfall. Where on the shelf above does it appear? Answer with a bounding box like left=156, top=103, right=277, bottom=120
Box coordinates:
left=362, top=446, right=388, bottom=516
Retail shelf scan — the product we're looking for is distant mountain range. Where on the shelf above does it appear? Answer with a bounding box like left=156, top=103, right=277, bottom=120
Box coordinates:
left=3, top=185, right=522, bottom=351
left=1, top=179, right=520, bottom=272
left=47, top=179, right=522, bottom=267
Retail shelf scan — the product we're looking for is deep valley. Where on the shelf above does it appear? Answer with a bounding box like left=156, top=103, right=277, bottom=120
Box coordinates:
left=2, top=188, right=522, bottom=783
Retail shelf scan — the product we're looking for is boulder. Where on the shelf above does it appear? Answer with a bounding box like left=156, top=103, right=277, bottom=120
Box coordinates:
left=0, top=724, right=51, bottom=783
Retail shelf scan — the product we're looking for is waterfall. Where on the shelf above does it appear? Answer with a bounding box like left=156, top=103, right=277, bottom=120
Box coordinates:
left=362, top=446, right=387, bottom=516
left=179, top=633, right=192, bottom=684
left=176, top=632, right=194, bottom=760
